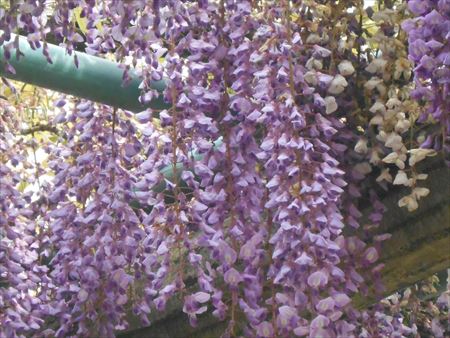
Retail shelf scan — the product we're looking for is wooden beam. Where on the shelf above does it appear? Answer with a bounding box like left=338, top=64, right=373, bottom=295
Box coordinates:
left=354, top=158, right=450, bottom=308
left=118, top=158, right=449, bottom=337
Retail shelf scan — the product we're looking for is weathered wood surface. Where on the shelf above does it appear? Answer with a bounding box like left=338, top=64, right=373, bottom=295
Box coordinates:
left=118, top=159, right=450, bottom=338
left=353, top=159, right=450, bottom=307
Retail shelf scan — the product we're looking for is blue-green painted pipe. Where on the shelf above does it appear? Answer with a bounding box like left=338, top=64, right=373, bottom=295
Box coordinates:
left=148, top=137, right=223, bottom=194
left=0, top=35, right=169, bottom=112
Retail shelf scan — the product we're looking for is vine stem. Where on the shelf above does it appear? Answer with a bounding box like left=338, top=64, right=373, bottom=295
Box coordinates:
left=30, top=88, right=42, bottom=189
left=167, top=31, right=186, bottom=295
left=283, top=0, right=296, bottom=99
left=219, top=0, right=239, bottom=335
left=110, top=107, right=117, bottom=185
left=266, top=209, right=278, bottom=337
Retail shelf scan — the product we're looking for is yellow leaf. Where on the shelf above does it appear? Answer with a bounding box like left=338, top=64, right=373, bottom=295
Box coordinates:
left=207, top=72, right=215, bottom=85
left=95, top=20, right=103, bottom=33
left=226, top=87, right=235, bottom=95
left=17, top=181, right=28, bottom=192
left=2, top=86, right=13, bottom=99
left=73, top=7, right=88, bottom=34
left=49, top=134, right=58, bottom=143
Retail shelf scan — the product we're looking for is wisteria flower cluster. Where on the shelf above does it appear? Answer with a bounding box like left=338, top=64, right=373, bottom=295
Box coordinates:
left=398, top=0, right=450, bottom=210
left=0, top=1, right=448, bottom=338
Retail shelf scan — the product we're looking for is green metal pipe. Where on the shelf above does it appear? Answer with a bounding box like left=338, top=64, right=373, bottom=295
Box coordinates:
left=130, top=138, right=223, bottom=211
left=0, top=35, right=169, bottom=112
left=0, top=35, right=223, bottom=206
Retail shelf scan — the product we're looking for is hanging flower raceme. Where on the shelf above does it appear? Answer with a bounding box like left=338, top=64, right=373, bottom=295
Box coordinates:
left=0, top=0, right=447, bottom=337
left=0, top=103, right=50, bottom=337
left=402, top=0, right=450, bottom=158
left=38, top=101, right=151, bottom=337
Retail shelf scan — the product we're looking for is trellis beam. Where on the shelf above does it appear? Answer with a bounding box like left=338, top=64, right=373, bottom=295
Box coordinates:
left=0, top=34, right=168, bottom=112
left=119, top=158, right=450, bottom=338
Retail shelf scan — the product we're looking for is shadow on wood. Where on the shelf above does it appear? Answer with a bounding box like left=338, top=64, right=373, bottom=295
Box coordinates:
left=118, top=159, right=449, bottom=338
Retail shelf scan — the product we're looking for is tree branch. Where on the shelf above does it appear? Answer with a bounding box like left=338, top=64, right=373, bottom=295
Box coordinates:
left=20, top=123, right=59, bottom=135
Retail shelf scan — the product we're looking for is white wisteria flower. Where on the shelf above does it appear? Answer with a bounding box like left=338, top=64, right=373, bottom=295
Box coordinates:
left=306, top=33, right=321, bottom=44
left=338, top=60, right=355, bottom=76
left=370, top=149, right=381, bottom=164
left=386, top=97, right=402, bottom=109
left=365, top=59, right=387, bottom=74
left=306, top=58, right=323, bottom=70
left=393, top=171, right=411, bottom=186
left=394, top=58, right=412, bottom=80
left=398, top=194, right=419, bottom=212
left=369, top=101, right=386, bottom=114
left=324, top=96, right=338, bottom=114
left=412, top=187, right=430, bottom=199
left=384, top=132, right=403, bottom=151
left=395, top=113, right=411, bottom=133
left=354, top=138, right=368, bottom=154
left=408, top=148, right=437, bottom=166
left=372, top=8, right=396, bottom=24
left=304, top=71, right=318, bottom=85
left=328, top=74, right=348, bottom=94
left=369, top=115, right=384, bottom=126
left=365, top=77, right=386, bottom=94
left=376, top=168, right=393, bottom=183
left=382, top=151, right=407, bottom=169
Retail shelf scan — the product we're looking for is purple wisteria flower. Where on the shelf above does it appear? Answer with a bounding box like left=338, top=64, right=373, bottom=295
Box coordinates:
left=0, top=1, right=445, bottom=337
